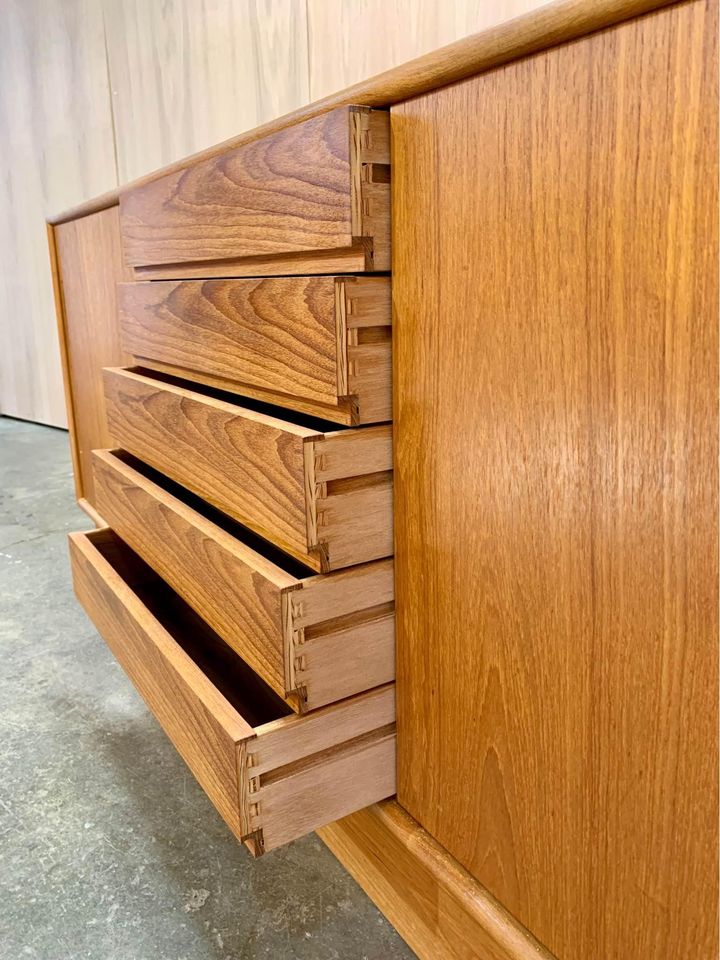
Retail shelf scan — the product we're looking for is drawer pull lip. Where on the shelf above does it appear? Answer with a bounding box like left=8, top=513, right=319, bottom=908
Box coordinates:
left=253, top=723, right=397, bottom=789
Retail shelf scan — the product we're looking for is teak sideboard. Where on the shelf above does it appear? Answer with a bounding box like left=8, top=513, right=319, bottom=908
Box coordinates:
left=47, top=1, right=718, bottom=957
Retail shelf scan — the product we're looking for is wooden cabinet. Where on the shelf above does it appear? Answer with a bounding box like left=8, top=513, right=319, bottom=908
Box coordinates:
left=49, top=1, right=718, bottom=956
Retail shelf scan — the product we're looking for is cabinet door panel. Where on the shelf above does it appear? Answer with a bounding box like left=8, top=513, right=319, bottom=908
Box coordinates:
left=393, top=2, right=717, bottom=958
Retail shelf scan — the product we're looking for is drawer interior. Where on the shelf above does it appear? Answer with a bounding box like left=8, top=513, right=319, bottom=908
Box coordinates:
left=129, top=365, right=349, bottom=434
left=109, top=448, right=314, bottom=580
left=85, top=527, right=293, bottom=726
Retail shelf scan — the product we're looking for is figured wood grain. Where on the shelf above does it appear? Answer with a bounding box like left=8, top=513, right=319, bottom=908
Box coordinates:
left=50, top=0, right=677, bottom=225
left=393, top=3, right=718, bottom=958
left=119, top=275, right=391, bottom=423
left=119, top=107, right=390, bottom=272
left=318, top=802, right=555, bottom=960
left=103, top=368, right=394, bottom=571
left=69, top=529, right=253, bottom=840
left=52, top=207, right=133, bottom=506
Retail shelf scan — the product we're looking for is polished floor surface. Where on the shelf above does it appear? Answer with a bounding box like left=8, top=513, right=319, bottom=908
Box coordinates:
left=0, top=417, right=413, bottom=960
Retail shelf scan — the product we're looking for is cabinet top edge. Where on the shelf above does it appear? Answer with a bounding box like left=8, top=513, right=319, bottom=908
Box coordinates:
left=47, top=0, right=677, bottom=226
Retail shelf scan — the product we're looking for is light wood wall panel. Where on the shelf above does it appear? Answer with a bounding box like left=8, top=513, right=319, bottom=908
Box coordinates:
left=0, top=0, right=118, bottom=427
left=306, top=0, right=552, bottom=100
left=102, top=0, right=311, bottom=184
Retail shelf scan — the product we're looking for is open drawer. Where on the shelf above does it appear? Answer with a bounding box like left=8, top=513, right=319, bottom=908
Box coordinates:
left=103, top=366, right=393, bottom=571
left=92, top=449, right=395, bottom=711
left=69, top=528, right=396, bottom=855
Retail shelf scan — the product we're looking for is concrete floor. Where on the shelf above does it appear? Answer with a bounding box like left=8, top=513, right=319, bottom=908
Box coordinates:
left=0, top=417, right=414, bottom=960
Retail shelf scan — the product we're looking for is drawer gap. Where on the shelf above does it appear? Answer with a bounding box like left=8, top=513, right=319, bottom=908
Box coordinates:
left=302, top=600, right=395, bottom=642
left=131, top=365, right=352, bottom=434
left=92, top=530, right=292, bottom=727
left=110, top=450, right=314, bottom=581
left=325, top=469, right=393, bottom=496
left=355, top=327, right=391, bottom=345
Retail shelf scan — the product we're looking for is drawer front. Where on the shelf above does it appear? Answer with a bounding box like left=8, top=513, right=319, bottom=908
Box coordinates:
left=69, top=529, right=396, bottom=854
left=119, top=107, right=390, bottom=277
left=103, top=367, right=393, bottom=571
left=92, top=449, right=395, bottom=710
left=118, top=276, right=392, bottom=425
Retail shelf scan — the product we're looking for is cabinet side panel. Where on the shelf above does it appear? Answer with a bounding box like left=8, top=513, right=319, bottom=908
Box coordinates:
left=55, top=206, right=133, bottom=508
left=393, top=3, right=718, bottom=959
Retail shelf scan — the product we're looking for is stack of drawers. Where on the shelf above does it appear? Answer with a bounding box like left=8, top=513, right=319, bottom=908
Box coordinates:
left=68, top=106, right=396, bottom=856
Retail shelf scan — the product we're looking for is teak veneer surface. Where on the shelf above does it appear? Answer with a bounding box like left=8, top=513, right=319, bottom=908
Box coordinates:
left=51, top=207, right=133, bottom=510
left=393, top=2, right=718, bottom=958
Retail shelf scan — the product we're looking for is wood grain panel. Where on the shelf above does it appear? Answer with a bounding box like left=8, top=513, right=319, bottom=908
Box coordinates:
left=393, top=3, right=718, bottom=958
left=102, top=0, right=310, bottom=185
left=0, top=0, right=117, bottom=425
left=119, top=107, right=390, bottom=272
left=53, top=207, right=133, bottom=507
left=120, top=277, right=338, bottom=405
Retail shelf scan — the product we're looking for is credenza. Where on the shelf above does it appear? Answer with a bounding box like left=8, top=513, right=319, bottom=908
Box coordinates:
left=47, top=1, right=718, bottom=957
